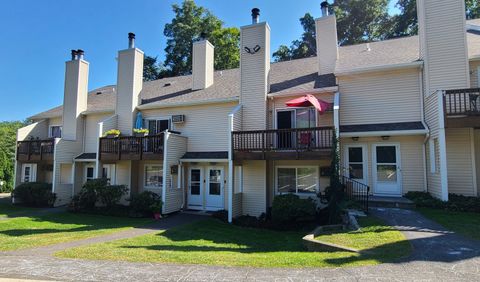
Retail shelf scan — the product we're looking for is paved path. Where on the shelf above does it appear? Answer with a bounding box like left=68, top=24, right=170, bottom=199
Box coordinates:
left=0, top=208, right=479, bottom=281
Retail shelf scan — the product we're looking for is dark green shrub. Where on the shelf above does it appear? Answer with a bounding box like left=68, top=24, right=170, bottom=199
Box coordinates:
left=405, top=191, right=446, bottom=209
left=69, top=178, right=127, bottom=212
left=129, top=191, right=161, bottom=216
left=211, top=210, right=228, bottom=222
left=12, top=182, right=56, bottom=207
left=447, top=194, right=480, bottom=213
left=271, top=194, right=316, bottom=226
left=233, top=215, right=263, bottom=228
left=96, top=184, right=128, bottom=208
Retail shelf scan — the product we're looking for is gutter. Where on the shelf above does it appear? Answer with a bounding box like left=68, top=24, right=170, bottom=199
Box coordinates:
left=335, top=61, right=423, bottom=76
left=137, top=97, right=239, bottom=110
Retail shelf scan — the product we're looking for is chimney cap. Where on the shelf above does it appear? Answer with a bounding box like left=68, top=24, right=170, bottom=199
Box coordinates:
left=321, top=1, right=330, bottom=17
left=128, top=32, right=135, bottom=39
left=320, top=1, right=329, bottom=8
left=251, top=8, right=260, bottom=15
left=71, top=50, right=77, bottom=60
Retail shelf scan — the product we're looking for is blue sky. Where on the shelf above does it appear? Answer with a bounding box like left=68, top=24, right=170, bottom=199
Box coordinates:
left=0, top=0, right=399, bottom=121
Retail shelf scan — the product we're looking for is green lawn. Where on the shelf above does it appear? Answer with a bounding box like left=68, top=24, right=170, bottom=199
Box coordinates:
left=0, top=209, right=151, bottom=251
left=57, top=217, right=411, bottom=268
left=0, top=203, right=37, bottom=218
left=417, top=207, right=480, bottom=241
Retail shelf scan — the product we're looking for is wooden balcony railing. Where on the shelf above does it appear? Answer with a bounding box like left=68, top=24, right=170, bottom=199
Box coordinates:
left=444, top=88, right=480, bottom=116
left=16, top=139, right=55, bottom=161
left=232, top=127, right=333, bottom=160
left=99, top=134, right=164, bottom=161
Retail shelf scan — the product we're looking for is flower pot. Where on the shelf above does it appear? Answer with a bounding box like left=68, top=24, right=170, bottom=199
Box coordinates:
left=134, top=132, right=148, bottom=137
left=106, top=134, right=119, bottom=139
left=153, top=212, right=162, bottom=220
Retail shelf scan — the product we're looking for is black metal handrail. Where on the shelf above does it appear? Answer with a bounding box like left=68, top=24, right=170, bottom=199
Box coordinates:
left=232, top=127, right=333, bottom=152
left=341, top=175, right=370, bottom=212
left=444, top=88, right=480, bottom=116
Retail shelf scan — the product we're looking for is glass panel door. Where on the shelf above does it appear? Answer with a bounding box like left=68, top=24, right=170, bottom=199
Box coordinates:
left=373, top=145, right=401, bottom=196
left=205, top=167, right=224, bottom=210
left=188, top=168, right=203, bottom=210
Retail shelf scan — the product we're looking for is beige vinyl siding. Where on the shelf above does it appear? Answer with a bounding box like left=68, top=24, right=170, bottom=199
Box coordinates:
left=232, top=165, right=243, bottom=218
left=339, top=68, right=422, bottom=125
left=163, top=133, right=187, bottom=214
left=232, top=106, right=243, bottom=131
left=84, top=113, right=110, bottom=153
left=116, top=48, right=143, bottom=135
left=242, top=160, right=266, bottom=217
left=268, top=93, right=334, bottom=129
left=470, top=61, right=480, bottom=87
left=53, top=116, right=85, bottom=206
left=73, top=163, right=83, bottom=195
left=341, top=135, right=425, bottom=195
left=115, top=160, right=132, bottom=203
left=240, top=23, right=270, bottom=131
left=424, top=93, right=442, bottom=198
left=446, top=128, right=476, bottom=196
left=142, top=102, right=236, bottom=152
left=475, top=130, right=480, bottom=196
left=17, top=120, right=48, bottom=141
left=62, top=60, right=88, bottom=141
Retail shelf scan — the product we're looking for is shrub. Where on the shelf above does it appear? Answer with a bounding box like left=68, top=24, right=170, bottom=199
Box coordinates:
left=129, top=191, right=161, bottom=216
left=271, top=194, right=316, bottom=227
left=211, top=210, right=228, bottom=222
left=13, top=182, right=56, bottom=207
left=405, top=191, right=446, bottom=209
left=233, top=215, right=264, bottom=228
left=405, top=191, right=480, bottom=213
left=69, top=178, right=127, bottom=212
left=133, top=128, right=149, bottom=134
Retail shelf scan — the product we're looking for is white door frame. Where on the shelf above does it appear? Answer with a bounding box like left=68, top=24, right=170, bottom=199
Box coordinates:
left=84, top=164, right=96, bottom=183
left=187, top=167, right=204, bottom=210
left=372, top=143, right=402, bottom=196
left=343, top=144, right=368, bottom=185
left=205, top=166, right=225, bottom=211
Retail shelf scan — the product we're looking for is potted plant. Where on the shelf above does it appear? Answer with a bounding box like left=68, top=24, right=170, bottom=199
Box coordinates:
left=104, top=129, right=121, bottom=138
left=133, top=128, right=149, bottom=137
left=150, top=201, right=162, bottom=220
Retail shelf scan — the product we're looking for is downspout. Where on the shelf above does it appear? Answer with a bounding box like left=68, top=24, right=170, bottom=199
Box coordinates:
left=162, top=131, right=169, bottom=214
left=419, top=68, right=429, bottom=192
left=227, top=111, right=234, bottom=223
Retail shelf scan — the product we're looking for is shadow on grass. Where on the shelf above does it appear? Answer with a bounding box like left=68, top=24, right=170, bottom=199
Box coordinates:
left=117, top=216, right=480, bottom=266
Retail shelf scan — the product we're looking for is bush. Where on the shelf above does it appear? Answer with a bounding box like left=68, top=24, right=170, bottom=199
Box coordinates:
left=12, top=182, right=56, bottom=207
left=69, top=178, right=127, bottom=212
left=211, top=210, right=228, bottom=222
left=233, top=215, right=264, bottom=228
left=271, top=194, right=316, bottom=227
left=405, top=191, right=480, bottom=213
left=129, top=191, right=161, bottom=216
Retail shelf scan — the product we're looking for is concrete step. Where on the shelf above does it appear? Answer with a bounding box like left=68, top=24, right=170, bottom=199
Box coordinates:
left=368, top=196, right=416, bottom=209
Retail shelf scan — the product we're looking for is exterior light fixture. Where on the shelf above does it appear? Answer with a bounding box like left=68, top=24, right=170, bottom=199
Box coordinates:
left=352, top=137, right=359, bottom=141
left=381, top=136, right=390, bottom=140
left=244, top=45, right=261, bottom=54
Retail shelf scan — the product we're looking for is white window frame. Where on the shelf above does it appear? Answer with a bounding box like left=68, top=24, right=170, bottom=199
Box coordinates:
left=274, top=107, right=318, bottom=129
left=49, top=125, right=62, bottom=138
left=84, top=165, right=96, bottom=183
left=344, top=144, right=368, bottom=185
left=21, top=164, right=37, bottom=183
left=144, top=164, right=163, bottom=189
left=275, top=165, right=319, bottom=195
left=144, top=116, right=173, bottom=134
left=102, top=164, right=116, bottom=185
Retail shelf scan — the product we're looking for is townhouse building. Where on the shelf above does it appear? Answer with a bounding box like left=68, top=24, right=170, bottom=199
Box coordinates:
left=15, top=0, right=480, bottom=222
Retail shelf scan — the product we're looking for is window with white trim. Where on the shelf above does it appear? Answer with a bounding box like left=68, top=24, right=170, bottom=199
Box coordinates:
left=49, top=126, right=62, bottom=138
left=85, top=166, right=95, bottom=182
left=102, top=164, right=116, bottom=185
left=144, top=164, right=163, bottom=189
left=277, top=166, right=318, bottom=194
left=21, top=164, right=37, bottom=183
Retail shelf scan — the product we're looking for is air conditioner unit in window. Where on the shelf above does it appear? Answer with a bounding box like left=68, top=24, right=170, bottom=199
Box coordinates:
left=172, top=115, right=185, bottom=124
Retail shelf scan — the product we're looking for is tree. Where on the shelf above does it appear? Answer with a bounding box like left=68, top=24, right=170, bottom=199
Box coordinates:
left=209, top=27, right=240, bottom=71
left=466, top=0, right=480, bottom=20
left=0, top=121, right=25, bottom=192
left=162, top=0, right=239, bottom=77
left=273, top=13, right=316, bottom=62
left=143, top=55, right=162, bottom=81
left=384, top=0, right=418, bottom=39
left=333, top=0, right=390, bottom=45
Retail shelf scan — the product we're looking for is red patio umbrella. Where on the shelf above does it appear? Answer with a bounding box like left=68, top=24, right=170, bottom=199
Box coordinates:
left=285, top=94, right=331, bottom=114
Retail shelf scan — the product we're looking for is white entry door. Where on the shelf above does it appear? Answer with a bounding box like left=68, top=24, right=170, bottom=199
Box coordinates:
left=373, top=144, right=401, bottom=196
left=205, top=167, right=225, bottom=211
left=188, top=168, right=203, bottom=210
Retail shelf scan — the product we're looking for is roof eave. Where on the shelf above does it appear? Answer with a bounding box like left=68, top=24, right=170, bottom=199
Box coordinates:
left=137, top=97, right=239, bottom=110
left=340, top=129, right=428, bottom=138
left=267, top=86, right=339, bottom=98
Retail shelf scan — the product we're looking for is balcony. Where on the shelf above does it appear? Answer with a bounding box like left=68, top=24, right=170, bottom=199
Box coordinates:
left=232, top=127, right=334, bottom=160
left=16, top=139, right=55, bottom=162
left=444, top=88, right=480, bottom=127
left=99, top=134, right=164, bottom=161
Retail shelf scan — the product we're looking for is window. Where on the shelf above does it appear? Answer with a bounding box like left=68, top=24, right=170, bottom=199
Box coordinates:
left=102, top=164, right=116, bottom=184
left=21, top=164, right=36, bottom=183
left=85, top=166, right=95, bottom=182
left=429, top=138, right=439, bottom=174
left=49, top=126, right=62, bottom=138
left=144, top=165, right=163, bottom=189
left=145, top=119, right=170, bottom=135
left=277, top=166, right=318, bottom=194
left=346, top=146, right=366, bottom=181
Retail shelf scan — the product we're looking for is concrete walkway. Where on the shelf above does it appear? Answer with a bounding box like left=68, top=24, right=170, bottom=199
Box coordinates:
left=0, top=208, right=479, bottom=281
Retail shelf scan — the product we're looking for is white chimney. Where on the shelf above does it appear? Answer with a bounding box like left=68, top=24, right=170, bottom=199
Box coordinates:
left=417, top=0, right=469, bottom=93
left=62, top=49, right=89, bottom=141
left=315, top=1, right=339, bottom=75
left=192, top=39, right=214, bottom=90
left=115, top=33, right=144, bottom=135
left=240, top=8, right=270, bottom=131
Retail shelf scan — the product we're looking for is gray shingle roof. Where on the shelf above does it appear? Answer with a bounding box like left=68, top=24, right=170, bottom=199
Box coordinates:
left=30, top=20, right=480, bottom=120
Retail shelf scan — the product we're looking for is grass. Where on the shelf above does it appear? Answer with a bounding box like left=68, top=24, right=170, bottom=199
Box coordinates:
left=0, top=207, right=151, bottom=251
left=417, top=207, right=480, bottom=241
left=57, top=217, right=411, bottom=268
left=0, top=203, right=38, bottom=218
